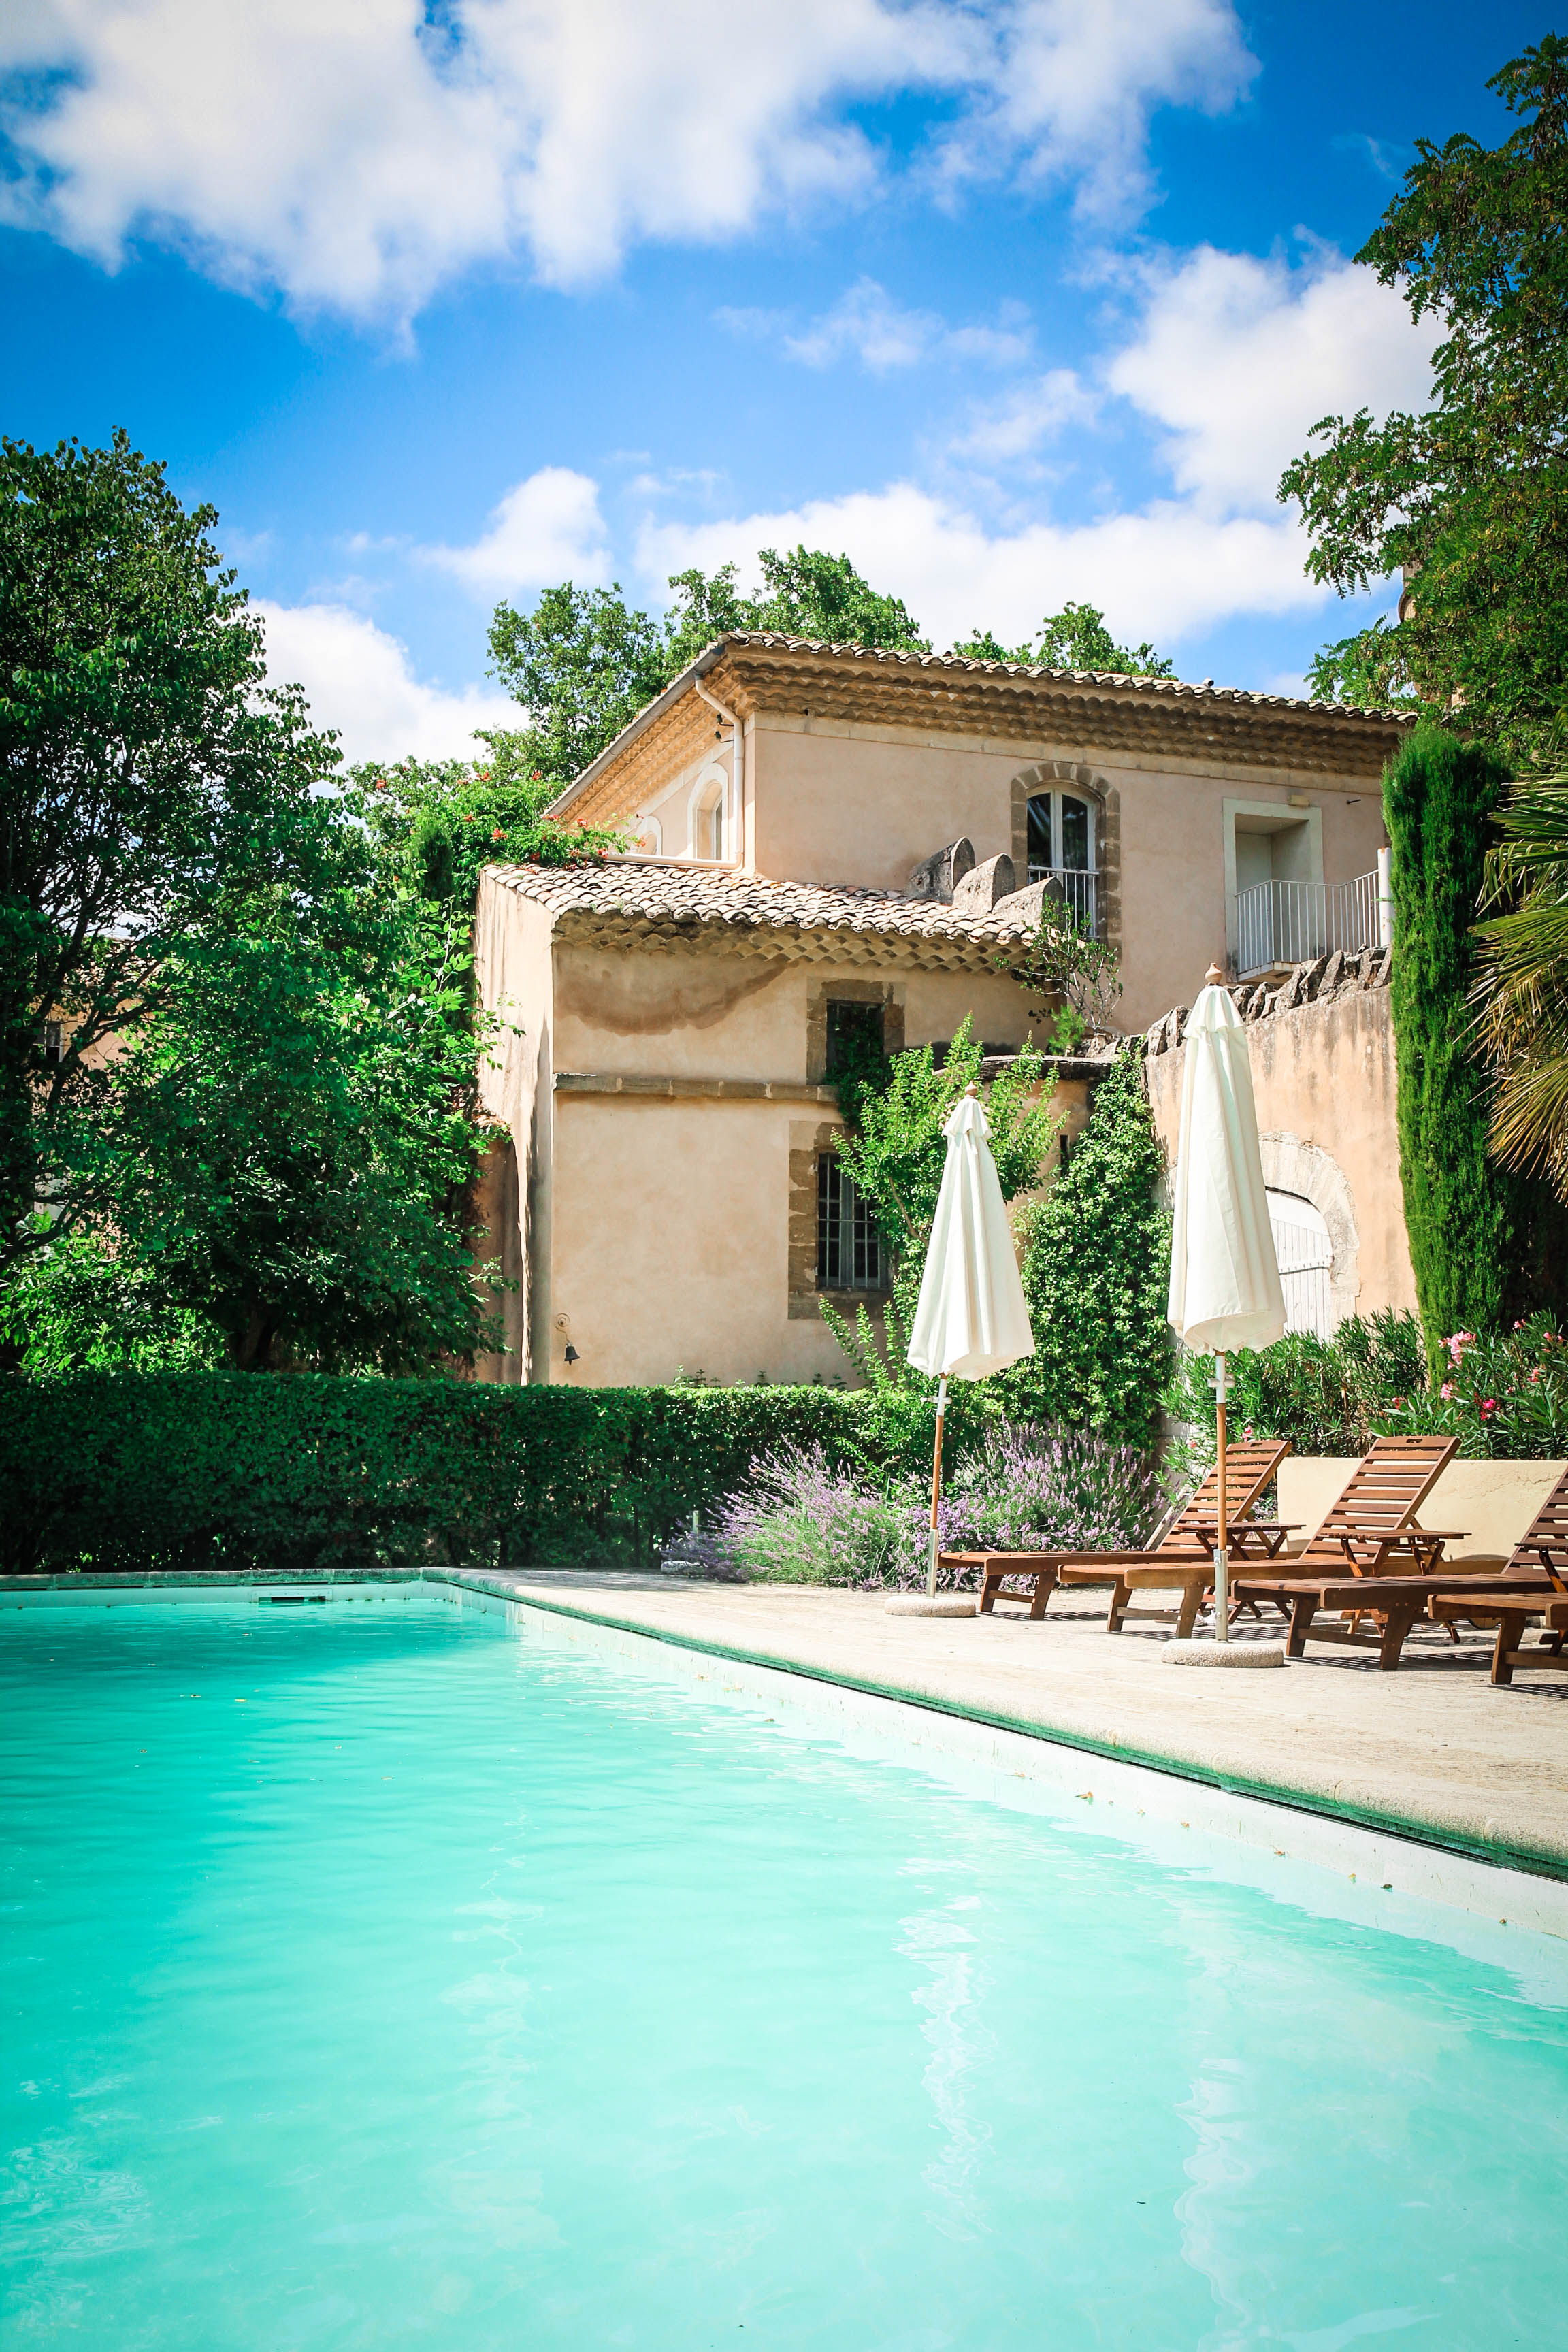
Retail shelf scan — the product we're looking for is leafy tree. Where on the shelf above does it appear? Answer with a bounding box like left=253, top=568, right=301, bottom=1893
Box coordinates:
left=76, top=892, right=498, bottom=1373
left=952, top=601, right=1175, bottom=676
left=488, top=546, right=931, bottom=787
left=995, top=1048, right=1171, bottom=1447
left=1384, top=724, right=1567, bottom=1352
left=486, top=583, right=672, bottom=789
left=1281, top=37, right=1568, bottom=764
left=742, top=546, right=928, bottom=649
left=0, top=429, right=339, bottom=1279
left=356, top=733, right=621, bottom=907
left=0, top=1230, right=220, bottom=1375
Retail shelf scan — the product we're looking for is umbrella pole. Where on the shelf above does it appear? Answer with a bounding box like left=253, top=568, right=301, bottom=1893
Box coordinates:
left=1213, top=1352, right=1229, bottom=1643
left=926, top=1375, right=948, bottom=1599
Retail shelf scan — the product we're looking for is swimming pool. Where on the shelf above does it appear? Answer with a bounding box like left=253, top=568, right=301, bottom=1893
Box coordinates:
left=3, top=1590, right=1566, bottom=2349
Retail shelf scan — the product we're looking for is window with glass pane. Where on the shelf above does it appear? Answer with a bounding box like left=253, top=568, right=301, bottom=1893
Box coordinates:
left=1058, top=794, right=1090, bottom=870
left=817, top=1157, right=883, bottom=1290
left=1026, top=795, right=1053, bottom=877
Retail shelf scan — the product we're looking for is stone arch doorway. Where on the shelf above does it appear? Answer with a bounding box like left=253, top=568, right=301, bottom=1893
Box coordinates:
left=1259, top=1132, right=1360, bottom=1333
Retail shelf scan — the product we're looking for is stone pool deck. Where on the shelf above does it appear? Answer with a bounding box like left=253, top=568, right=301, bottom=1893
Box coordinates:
left=462, top=1571, right=1568, bottom=1880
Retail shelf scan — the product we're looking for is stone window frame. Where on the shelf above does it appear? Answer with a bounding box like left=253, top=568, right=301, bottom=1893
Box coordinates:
left=1009, top=760, right=1120, bottom=950
left=788, top=1117, right=891, bottom=1321
left=804, top=977, right=906, bottom=1085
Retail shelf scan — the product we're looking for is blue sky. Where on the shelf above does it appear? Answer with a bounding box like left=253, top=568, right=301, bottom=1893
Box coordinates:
left=1, top=3, right=1550, bottom=762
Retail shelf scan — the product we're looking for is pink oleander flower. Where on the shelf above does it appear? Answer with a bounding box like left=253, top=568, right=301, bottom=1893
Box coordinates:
left=1439, top=1382, right=1455, bottom=1400
left=1480, top=1398, right=1499, bottom=1419
left=1532, top=1367, right=1544, bottom=1383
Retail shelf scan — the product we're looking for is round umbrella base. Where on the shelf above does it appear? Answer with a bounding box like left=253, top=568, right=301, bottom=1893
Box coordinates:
left=885, top=1595, right=978, bottom=1617
left=1163, top=1637, right=1286, bottom=1668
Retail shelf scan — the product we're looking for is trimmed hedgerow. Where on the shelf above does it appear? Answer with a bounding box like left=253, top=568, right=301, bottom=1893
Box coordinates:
left=0, top=1371, right=864, bottom=1577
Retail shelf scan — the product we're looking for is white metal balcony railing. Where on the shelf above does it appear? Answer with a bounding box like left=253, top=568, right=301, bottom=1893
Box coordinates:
left=1235, top=870, right=1385, bottom=980
left=1025, top=864, right=1097, bottom=932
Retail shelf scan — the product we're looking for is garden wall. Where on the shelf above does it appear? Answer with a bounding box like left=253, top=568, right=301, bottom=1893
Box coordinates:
left=1143, top=952, right=1418, bottom=1326
left=1279, top=1456, right=1567, bottom=1562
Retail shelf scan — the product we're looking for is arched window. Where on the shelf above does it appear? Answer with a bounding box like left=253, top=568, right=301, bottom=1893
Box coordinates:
left=689, top=771, right=728, bottom=860
left=1026, top=790, right=1096, bottom=928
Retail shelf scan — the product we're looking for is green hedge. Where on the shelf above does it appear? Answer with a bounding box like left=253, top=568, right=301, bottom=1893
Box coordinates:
left=0, top=1372, right=864, bottom=1576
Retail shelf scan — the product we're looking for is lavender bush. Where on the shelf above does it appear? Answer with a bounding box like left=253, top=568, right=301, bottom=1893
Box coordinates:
left=702, top=1423, right=1163, bottom=1590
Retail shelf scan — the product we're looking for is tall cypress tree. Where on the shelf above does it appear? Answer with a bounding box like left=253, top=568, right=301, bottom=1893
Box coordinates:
left=1385, top=723, right=1565, bottom=1351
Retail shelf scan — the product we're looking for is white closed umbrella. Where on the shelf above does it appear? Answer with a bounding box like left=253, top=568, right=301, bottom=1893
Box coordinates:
left=906, top=1084, right=1035, bottom=1595
left=1167, top=966, right=1285, bottom=1642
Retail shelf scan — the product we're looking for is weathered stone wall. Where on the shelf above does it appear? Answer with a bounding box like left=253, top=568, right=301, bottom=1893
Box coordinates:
left=1143, top=947, right=1418, bottom=1324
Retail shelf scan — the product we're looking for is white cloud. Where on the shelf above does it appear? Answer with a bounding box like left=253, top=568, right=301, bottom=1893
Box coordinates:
left=1, top=0, right=1254, bottom=318
left=934, top=0, right=1254, bottom=223
left=257, top=600, right=515, bottom=764
left=778, top=278, right=1031, bottom=372
left=1105, top=243, right=1439, bottom=513
left=420, top=467, right=609, bottom=598
left=638, top=480, right=1321, bottom=657
left=950, top=367, right=1098, bottom=461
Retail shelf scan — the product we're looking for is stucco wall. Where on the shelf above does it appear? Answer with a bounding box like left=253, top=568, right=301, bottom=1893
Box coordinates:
left=1145, top=983, right=1418, bottom=1324
left=1279, top=1456, right=1567, bottom=1565
left=740, top=717, right=1388, bottom=1033
left=551, top=941, right=1039, bottom=1082
left=478, top=876, right=1059, bottom=1386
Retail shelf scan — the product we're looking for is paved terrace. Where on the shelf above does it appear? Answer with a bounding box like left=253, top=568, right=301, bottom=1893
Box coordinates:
left=468, top=1572, right=1568, bottom=1879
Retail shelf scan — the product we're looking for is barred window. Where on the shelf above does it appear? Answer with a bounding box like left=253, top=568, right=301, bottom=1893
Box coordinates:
left=817, top=1157, right=883, bottom=1291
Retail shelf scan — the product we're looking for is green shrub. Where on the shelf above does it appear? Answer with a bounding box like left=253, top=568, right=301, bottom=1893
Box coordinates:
left=0, top=1371, right=866, bottom=1578
left=1380, top=1316, right=1568, bottom=1458
left=1166, top=1312, right=1426, bottom=1463
left=996, top=1048, right=1171, bottom=1446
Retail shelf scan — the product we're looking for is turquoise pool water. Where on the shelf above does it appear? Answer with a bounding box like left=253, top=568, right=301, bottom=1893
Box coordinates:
left=3, top=1595, right=1567, bottom=2350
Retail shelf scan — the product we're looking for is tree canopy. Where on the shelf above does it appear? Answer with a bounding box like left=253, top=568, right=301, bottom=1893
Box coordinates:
left=1281, top=37, right=1568, bottom=765
left=490, top=557, right=1172, bottom=791
left=953, top=601, right=1175, bottom=676
left=0, top=429, right=341, bottom=1278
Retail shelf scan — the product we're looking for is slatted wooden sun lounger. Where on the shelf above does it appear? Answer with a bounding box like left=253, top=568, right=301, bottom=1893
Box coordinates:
left=1424, top=1464, right=1568, bottom=1684
left=947, top=1440, right=1291, bottom=1637
left=1230, top=1434, right=1464, bottom=1666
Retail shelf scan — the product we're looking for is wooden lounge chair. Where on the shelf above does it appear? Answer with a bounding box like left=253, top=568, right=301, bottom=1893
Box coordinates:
left=1426, top=1464, right=1568, bottom=1685
left=951, top=1440, right=1292, bottom=1637
left=1230, top=1434, right=1467, bottom=1667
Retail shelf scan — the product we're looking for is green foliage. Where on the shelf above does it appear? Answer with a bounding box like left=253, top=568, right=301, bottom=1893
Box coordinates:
left=0, top=429, right=340, bottom=1279
left=996, top=1049, right=1171, bottom=1446
left=0, top=1231, right=221, bottom=1375
left=1166, top=1311, right=1568, bottom=1464
left=1166, top=1311, right=1428, bottom=1463
left=1381, top=1316, right=1568, bottom=1458
left=1001, top=904, right=1124, bottom=1036
left=77, top=899, right=498, bottom=1374
left=486, top=581, right=672, bottom=788
left=1384, top=724, right=1568, bottom=1351
left=487, top=548, right=930, bottom=789
left=0, top=1371, right=868, bottom=1577
left=1282, top=39, right=1568, bottom=766
left=953, top=602, right=1175, bottom=676
left=355, top=734, right=622, bottom=906
left=1472, top=767, right=1568, bottom=1196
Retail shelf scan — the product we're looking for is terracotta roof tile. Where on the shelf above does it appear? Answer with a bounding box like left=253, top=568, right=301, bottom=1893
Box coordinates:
left=487, top=856, right=1045, bottom=967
